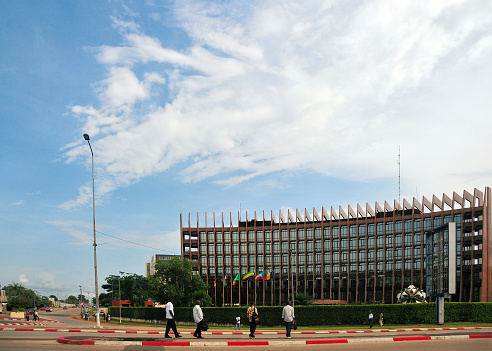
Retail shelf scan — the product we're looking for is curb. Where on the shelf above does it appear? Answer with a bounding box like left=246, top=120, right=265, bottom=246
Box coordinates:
left=0, top=326, right=485, bottom=334
left=56, top=334, right=492, bottom=346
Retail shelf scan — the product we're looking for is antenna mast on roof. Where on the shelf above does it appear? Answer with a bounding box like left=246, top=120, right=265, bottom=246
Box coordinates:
left=398, top=146, right=401, bottom=205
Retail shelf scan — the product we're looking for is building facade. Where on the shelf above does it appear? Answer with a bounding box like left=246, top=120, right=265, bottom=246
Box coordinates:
left=146, top=254, right=180, bottom=277
left=181, top=187, right=491, bottom=305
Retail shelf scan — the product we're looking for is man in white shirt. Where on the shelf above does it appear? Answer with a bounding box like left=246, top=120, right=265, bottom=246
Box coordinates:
left=282, top=301, right=295, bottom=338
left=192, top=300, right=204, bottom=339
left=165, top=300, right=182, bottom=338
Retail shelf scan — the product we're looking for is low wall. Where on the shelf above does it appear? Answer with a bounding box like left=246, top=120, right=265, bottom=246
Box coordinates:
left=10, top=312, right=25, bottom=318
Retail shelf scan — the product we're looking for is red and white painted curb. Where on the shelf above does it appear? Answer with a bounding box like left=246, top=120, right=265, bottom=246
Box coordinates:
left=0, top=326, right=485, bottom=334
left=56, top=334, right=492, bottom=346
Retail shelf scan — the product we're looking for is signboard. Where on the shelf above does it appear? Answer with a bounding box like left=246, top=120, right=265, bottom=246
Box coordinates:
left=425, top=222, right=456, bottom=297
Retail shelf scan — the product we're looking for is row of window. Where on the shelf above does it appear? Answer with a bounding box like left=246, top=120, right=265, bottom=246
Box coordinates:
left=196, top=215, right=460, bottom=243
left=200, top=246, right=423, bottom=266
left=201, top=260, right=424, bottom=276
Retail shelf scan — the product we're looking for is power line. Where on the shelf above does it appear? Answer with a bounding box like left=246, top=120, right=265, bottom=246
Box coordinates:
left=95, top=230, right=176, bottom=254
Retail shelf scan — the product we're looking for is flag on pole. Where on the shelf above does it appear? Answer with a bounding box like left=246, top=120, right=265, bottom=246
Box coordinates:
left=214, top=278, right=216, bottom=287
left=264, top=271, right=273, bottom=281
left=243, top=271, right=255, bottom=280
left=223, top=275, right=227, bottom=286
left=233, top=273, right=240, bottom=286
left=255, top=272, right=264, bottom=282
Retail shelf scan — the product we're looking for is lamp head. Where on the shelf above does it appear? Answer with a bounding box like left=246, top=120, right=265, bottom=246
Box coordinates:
left=83, top=134, right=90, bottom=141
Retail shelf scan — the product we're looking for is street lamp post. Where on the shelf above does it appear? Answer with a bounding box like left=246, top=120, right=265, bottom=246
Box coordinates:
left=83, top=134, right=101, bottom=328
left=289, top=248, right=296, bottom=308
left=118, top=276, right=121, bottom=324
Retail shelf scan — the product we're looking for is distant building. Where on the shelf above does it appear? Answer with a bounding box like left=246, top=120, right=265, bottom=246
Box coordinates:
left=181, top=187, right=491, bottom=305
left=146, top=254, right=180, bottom=277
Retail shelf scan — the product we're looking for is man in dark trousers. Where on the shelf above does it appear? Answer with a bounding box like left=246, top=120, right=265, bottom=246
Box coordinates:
left=193, top=300, right=204, bottom=339
left=165, top=299, right=182, bottom=338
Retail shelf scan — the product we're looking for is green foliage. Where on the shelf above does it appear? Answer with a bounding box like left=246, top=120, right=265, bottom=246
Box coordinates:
left=109, top=302, right=492, bottom=326
left=65, top=295, right=79, bottom=305
left=101, top=273, right=150, bottom=307
left=149, top=257, right=210, bottom=307
left=3, top=283, right=50, bottom=310
left=294, top=292, right=313, bottom=305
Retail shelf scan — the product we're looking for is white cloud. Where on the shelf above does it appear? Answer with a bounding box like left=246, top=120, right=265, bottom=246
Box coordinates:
left=63, top=0, right=492, bottom=208
left=19, top=274, right=30, bottom=285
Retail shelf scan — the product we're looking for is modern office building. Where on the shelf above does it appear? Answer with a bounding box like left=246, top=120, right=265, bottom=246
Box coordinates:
left=181, top=187, right=491, bottom=305
left=146, top=254, right=180, bottom=277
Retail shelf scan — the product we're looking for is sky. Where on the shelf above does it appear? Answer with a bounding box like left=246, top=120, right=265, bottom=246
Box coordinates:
left=1, top=0, right=491, bottom=300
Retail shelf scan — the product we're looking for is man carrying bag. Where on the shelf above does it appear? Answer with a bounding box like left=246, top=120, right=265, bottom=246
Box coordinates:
left=193, top=300, right=204, bottom=339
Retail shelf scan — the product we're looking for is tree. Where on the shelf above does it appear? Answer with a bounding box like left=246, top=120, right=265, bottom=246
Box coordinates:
left=66, top=295, right=78, bottom=304
left=101, top=273, right=150, bottom=307
left=149, top=257, right=211, bottom=307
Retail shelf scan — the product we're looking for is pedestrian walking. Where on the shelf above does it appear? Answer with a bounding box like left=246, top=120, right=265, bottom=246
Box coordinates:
left=235, top=316, right=241, bottom=330
left=193, top=300, right=204, bottom=339
left=379, top=312, right=384, bottom=327
left=165, top=299, right=182, bottom=338
left=247, top=303, right=258, bottom=339
left=25, top=311, right=30, bottom=321
left=368, top=311, right=373, bottom=328
left=282, top=301, right=295, bottom=338
left=34, top=311, right=39, bottom=321
left=107, top=313, right=110, bottom=322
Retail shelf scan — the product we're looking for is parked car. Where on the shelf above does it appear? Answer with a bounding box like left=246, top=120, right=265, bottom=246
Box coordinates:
left=63, top=306, right=68, bottom=310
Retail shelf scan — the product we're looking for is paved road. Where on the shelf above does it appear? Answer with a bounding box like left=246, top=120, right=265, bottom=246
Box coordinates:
left=1, top=309, right=491, bottom=350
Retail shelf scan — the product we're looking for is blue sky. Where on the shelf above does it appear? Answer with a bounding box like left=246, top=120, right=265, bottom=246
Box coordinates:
left=1, top=0, right=491, bottom=300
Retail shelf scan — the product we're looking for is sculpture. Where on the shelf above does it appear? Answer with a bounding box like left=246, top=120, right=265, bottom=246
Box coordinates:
left=396, top=285, right=427, bottom=303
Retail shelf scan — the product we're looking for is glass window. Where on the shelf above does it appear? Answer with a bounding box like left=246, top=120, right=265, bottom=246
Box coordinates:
left=306, top=241, right=313, bottom=251
left=257, top=243, right=263, bottom=254
left=298, top=241, right=305, bottom=252
left=377, top=236, right=384, bottom=246
left=359, top=250, right=366, bottom=260
left=423, top=218, right=431, bottom=230
left=248, top=231, right=254, bottom=241
left=395, top=234, right=402, bottom=246
left=256, top=231, right=263, bottom=241
left=358, top=224, right=366, bottom=236
left=307, top=228, right=313, bottom=239
left=341, top=238, right=348, bottom=249
left=385, top=222, right=393, bottom=234
left=217, top=256, right=223, bottom=266
left=433, top=216, right=442, bottom=227
left=240, top=244, right=247, bottom=254
left=248, top=243, right=255, bottom=253
left=350, top=238, right=357, bottom=250
left=350, top=225, right=357, bottom=237
left=324, top=252, right=331, bottom=263
left=404, top=234, right=412, bottom=246
left=395, top=248, right=402, bottom=258
left=274, top=254, right=280, bottom=264
left=315, top=240, right=322, bottom=251
left=232, top=243, right=238, bottom=254
left=225, top=256, right=231, bottom=266
left=368, top=224, right=375, bottom=236
left=224, top=244, right=230, bottom=254
left=208, top=231, right=214, bottom=242
left=376, top=223, right=384, bottom=235
left=324, top=226, right=330, bottom=238
left=240, top=231, right=247, bottom=242
left=340, top=226, right=348, bottom=238
left=289, top=229, right=296, bottom=240
left=200, top=244, right=206, bottom=254
left=281, top=230, right=288, bottom=240
left=215, top=232, right=222, bottom=243
left=208, top=256, right=215, bottom=265
left=224, top=231, right=231, bottom=242
left=273, top=242, right=279, bottom=253
left=307, top=253, right=313, bottom=264
left=453, top=214, right=461, bottom=225
left=297, top=229, right=305, bottom=240
left=385, top=235, right=393, bottom=247
left=385, top=249, right=393, bottom=259
left=265, top=255, right=271, bottom=265
left=315, top=228, right=322, bottom=239
left=358, top=237, right=366, bottom=249
left=232, top=231, right=238, bottom=242
left=240, top=255, right=247, bottom=265
left=367, top=237, right=375, bottom=249
left=281, top=241, right=288, bottom=251
left=248, top=255, right=255, bottom=265
left=216, top=245, right=222, bottom=254
left=324, top=240, right=330, bottom=250
left=265, top=243, right=271, bottom=253
left=332, top=226, right=339, bottom=238
left=232, top=256, right=239, bottom=266
left=332, top=239, right=339, bottom=250
left=200, top=231, right=206, bottom=242
left=367, top=249, right=374, bottom=261
left=273, top=230, right=279, bottom=240
left=257, top=256, right=263, bottom=265
left=395, top=221, right=402, bottom=233
left=208, top=244, right=215, bottom=254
